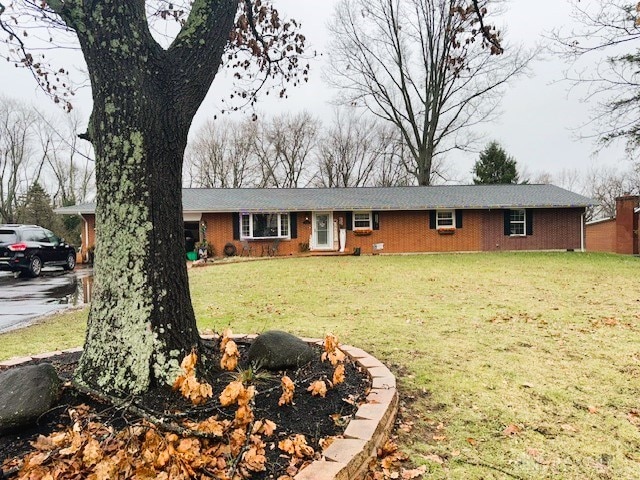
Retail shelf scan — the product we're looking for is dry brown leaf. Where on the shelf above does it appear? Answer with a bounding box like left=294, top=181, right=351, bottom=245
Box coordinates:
left=253, top=419, right=277, bottom=436
left=402, top=465, right=428, bottom=477
left=588, top=405, right=599, bottom=414
left=332, top=364, right=345, bottom=385
left=220, top=339, right=240, bottom=371
left=219, top=380, right=244, bottom=407
left=279, top=375, right=295, bottom=406
left=502, top=424, right=521, bottom=436
left=307, top=380, right=327, bottom=398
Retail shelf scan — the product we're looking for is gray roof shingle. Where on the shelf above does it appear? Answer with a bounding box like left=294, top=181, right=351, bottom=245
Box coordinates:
left=56, top=185, right=595, bottom=215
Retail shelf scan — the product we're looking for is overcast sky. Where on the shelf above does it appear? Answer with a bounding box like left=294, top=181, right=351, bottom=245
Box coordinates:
left=1, top=0, right=630, bottom=187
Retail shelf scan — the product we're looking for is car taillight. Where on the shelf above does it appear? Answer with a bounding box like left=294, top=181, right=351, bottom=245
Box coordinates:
left=8, top=243, right=27, bottom=252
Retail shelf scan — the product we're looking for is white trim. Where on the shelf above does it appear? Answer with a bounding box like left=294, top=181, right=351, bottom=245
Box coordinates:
left=183, top=212, right=203, bottom=222
left=240, top=212, right=291, bottom=240
left=509, top=209, right=526, bottom=236
left=353, top=211, right=373, bottom=230
left=312, top=211, right=333, bottom=250
left=436, top=209, right=455, bottom=229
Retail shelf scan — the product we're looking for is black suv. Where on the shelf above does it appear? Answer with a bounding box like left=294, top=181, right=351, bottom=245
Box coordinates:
left=0, top=224, right=76, bottom=277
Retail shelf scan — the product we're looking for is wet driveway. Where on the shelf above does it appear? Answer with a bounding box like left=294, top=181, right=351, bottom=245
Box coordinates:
left=0, top=266, right=93, bottom=333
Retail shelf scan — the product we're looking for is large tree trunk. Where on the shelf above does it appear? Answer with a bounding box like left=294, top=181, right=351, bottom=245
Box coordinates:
left=59, top=0, right=237, bottom=396
left=75, top=95, right=199, bottom=396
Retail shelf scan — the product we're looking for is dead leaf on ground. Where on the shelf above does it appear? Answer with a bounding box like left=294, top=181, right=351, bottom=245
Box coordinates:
left=502, top=424, right=521, bottom=436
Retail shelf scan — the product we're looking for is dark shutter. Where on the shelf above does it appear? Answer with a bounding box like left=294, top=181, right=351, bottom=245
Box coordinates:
left=232, top=213, right=240, bottom=240
left=372, top=211, right=380, bottom=230
left=290, top=212, right=297, bottom=239
left=429, top=211, right=436, bottom=229
left=346, top=211, right=353, bottom=231
left=455, top=210, right=463, bottom=229
left=503, top=210, right=511, bottom=236
left=526, top=209, right=533, bottom=236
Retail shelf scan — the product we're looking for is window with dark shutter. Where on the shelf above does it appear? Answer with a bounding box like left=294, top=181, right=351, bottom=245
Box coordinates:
left=232, top=213, right=240, bottom=240
left=290, top=212, right=298, bottom=239
left=455, top=210, right=463, bottom=229
left=429, top=211, right=436, bottom=229
left=372, top=212, right=380, bottom=230
left=503, top=210, right=511, bottom=236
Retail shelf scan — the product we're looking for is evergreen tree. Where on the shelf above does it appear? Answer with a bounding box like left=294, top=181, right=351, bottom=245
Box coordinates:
left=16, top=182, right=63, bottom=234
left=472, top=142, right=519, bottom=184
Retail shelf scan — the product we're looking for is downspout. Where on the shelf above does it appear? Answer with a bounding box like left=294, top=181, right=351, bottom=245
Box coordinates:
left=81, top=214, right=89, bottom=260
left=580, top=211, right=585, bottom=252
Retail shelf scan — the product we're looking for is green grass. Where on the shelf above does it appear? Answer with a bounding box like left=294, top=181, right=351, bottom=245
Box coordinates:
left=2, top=252, right=639, bottom=478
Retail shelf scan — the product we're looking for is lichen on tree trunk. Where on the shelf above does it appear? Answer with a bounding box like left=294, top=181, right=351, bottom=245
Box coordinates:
left=44, top=0, right=238, bottom=396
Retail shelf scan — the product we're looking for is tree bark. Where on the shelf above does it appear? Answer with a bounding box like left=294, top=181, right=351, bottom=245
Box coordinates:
left=45, top=0, right=237, bottom=396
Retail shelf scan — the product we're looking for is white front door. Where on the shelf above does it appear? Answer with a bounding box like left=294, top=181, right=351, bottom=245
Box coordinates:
left=313, top=212, right=333, bottom=250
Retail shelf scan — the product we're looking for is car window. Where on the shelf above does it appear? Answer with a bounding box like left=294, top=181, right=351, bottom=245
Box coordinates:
left=23, top=229, right=49, bottom=242
left=45, top=230, right=60, bottom=244
left=0, top=230, right=18, bottom=243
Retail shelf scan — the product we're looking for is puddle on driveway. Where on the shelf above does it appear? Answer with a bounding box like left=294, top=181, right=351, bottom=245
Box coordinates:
left=0, top=267, right=93, bottom=333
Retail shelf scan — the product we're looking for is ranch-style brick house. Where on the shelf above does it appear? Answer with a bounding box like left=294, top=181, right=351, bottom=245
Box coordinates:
left=58, top=184, right=595, bottom=261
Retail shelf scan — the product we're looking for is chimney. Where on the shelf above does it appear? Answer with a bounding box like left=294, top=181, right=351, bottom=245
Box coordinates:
left=615, top=195, right=640, bottom=254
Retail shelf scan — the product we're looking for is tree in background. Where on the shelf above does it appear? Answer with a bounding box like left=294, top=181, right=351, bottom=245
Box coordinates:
left=0, top=97, right=44, bottom=223
left=472, top=141, right=519, bottom=184
left=327, top=0, right=531, bottom=185
left=185, top=118, right=258, bottom=188
left=254, top=111, right=319, bottom=188
left=554, top=1, right=640, bottom=157
left=0, top=1, right=307, bottom=397
left=15, top=182, right=63, bottom=234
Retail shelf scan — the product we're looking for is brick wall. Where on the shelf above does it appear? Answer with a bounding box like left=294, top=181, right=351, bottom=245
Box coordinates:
left=585, top=219, right=616, bottom=253
left=481, top=208, right=584, bottom=251
left=615, top=196, right=639, bottom=255
left=79, top=214, right=96, bottom=263
left=82, top=207, right=586, bottom=259
left=344, top=210, right=482, bottom=254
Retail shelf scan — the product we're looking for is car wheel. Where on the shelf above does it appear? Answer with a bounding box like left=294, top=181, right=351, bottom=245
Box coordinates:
left=28, top=256, right=42, bottom=278
left=63, top=252, right=76, bottom=271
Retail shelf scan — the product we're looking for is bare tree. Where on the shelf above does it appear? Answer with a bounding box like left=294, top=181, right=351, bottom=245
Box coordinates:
left=326, top=0, right=532, bottom=185
left=584, top=165, right=640, bottom=219
left=554, top=1, right=640, bottom=155
left=0, top=97, right=44, bottom=223
left=254, top=111, right=319, bottom=188
left=36, top=111, right=95, bottom=206
left=185, top=118, right=258, bottom=188
left=315, top=109, right=383, bottom=187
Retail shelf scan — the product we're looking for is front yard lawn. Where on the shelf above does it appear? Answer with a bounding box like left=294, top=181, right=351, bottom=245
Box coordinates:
left=1, top=252, right=638, bottom=478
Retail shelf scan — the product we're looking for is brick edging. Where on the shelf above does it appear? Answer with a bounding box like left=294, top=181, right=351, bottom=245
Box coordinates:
left=1, top=337, right=398, bottom=480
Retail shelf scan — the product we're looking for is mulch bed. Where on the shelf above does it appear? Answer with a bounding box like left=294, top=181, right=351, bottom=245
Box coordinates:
left=0, top=338, right=371, bottom=479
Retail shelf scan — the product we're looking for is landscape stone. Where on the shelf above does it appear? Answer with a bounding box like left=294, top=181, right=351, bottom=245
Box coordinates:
left=247, top=330, right=315, bottom=370
left=0, top=363, right=62, bottom=433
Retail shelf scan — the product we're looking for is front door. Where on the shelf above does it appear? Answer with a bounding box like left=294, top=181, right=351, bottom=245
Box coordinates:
left=313, top=212, right=333, bottom=250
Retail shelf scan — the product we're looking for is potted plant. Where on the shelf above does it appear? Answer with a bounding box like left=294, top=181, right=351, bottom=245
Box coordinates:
left=353, top=229, right=373, bottom=236
left=437, top=227, right=456, bottom=235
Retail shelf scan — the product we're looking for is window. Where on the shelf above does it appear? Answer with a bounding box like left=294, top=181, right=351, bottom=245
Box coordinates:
left=436, top=210, right=455, bottom=229
left=240, top=213, right=290, bottom=239
left=510, top=209, right=526, bottom=236
left=353, top=211, right=372, bottom=230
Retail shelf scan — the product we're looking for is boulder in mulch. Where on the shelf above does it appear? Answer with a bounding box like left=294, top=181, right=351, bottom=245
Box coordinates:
left=0, top=363, right=62, bottom=433
left=247, top=330, right=315, bottom=370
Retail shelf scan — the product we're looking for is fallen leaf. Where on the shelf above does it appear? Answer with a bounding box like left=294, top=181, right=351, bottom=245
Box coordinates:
left=423, top=453, right=444, bottom=464
left=307, top=380, right=327, bottom=398
left=502, top=424, right=521, bottom=436
left=588, top=405, right=599, bottom=414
